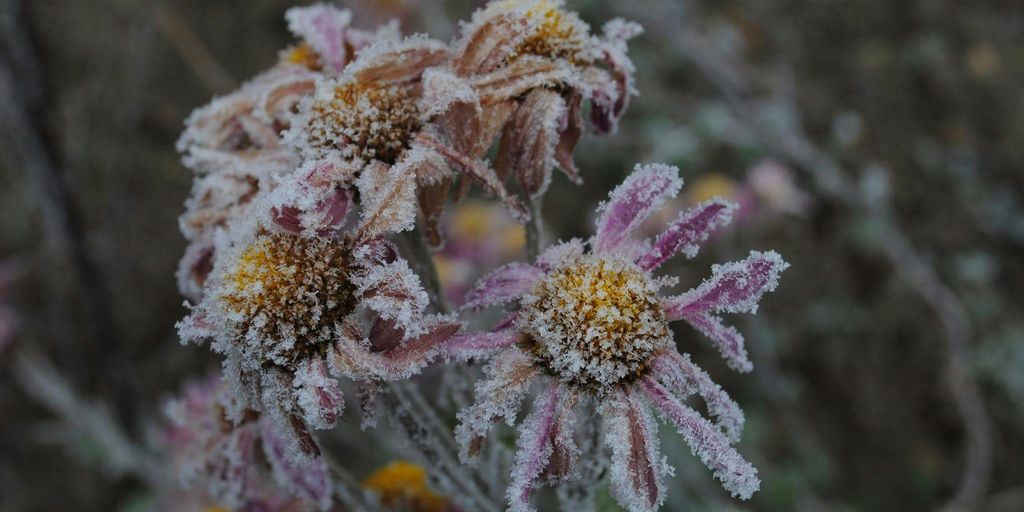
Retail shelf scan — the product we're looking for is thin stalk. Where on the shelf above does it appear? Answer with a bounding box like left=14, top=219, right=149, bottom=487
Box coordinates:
left=525, top=195, right=544, bottom=259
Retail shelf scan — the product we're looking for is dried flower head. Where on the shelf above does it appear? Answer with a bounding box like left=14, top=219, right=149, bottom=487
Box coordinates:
left=445, top=164, right=788, bottom=511
left=412, top=0, right=643, bottom=246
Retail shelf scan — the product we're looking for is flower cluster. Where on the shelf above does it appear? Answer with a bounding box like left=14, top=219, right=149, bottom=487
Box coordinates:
left=172, top=2, right=787, bottom=512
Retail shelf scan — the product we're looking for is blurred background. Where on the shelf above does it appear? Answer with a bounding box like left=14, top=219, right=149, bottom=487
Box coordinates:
left=2, top=0, right=1023, bottom=510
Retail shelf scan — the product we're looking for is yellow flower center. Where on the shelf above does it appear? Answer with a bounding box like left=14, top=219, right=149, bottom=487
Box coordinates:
left=219, top=234, right=355, bottom=365
left=524, top=257, right=670, bottom=388
left=306, top=82, right=421, bottom=163
left=518, top=1, right=587, bottom=63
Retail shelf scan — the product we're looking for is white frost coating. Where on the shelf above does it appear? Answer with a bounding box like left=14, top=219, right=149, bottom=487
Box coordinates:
left=641, top=377, right=760, bottom=500
left=349, top=253, right=428, bottom=336
left=535, top=238, right=585, bottom=270
left=292, top=357, right=343, bottom=430
left=506, top=382, right=560, bottom=512
left=355, top=159, right=419, bottom=238
left=419, top=66, right=479, bottom=118
left=455, top=348, right=540, bottom=464
left=343, top=32, right=448, bottom=81
left=600, top=387, right=670, bottom=512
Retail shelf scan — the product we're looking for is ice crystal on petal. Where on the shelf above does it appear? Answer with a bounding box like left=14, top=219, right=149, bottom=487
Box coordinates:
left=593, top=164, right=683, bottom=254
left=602, top=386, right=669, bottom=512
left=641, top=377, right=760, bottom=499
left=649, top=350, right=745, bottom=443
left=455, top=348, right=540, bottom=463
left=664, top=250, right=790, bottom=372
left=284, top=4, right=354, bottom=73
left=355, top=160, right=418, bottom=238
left=292, top=357, right=344, bottom=429
left=507, top=382, right=560, bottom=512
left=463, top=262, right=545, bottom=310
left=637, top=199, right=736, bottom=271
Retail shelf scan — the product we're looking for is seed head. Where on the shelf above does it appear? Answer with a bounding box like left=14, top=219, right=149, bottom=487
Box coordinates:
left=217, top=233, right=356, bottom=366
left=523, top=256, right=671, bottom=388
left=305, top=81, right=422, bottom=163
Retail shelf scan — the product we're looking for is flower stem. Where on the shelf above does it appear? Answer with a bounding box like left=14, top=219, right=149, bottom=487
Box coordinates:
left=525, top=195, right=544, bottom=259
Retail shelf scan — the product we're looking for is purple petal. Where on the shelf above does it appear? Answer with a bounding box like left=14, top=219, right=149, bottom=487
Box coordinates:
left=285, top=5, right=353, bottom=72
left=641, top=377, right=760, bottom=500
left=593, top=164, right=682, bottom=255
left=507, top=382, right=560, bottom=510
left=260, top=419, right=333, bottom=511
left=663, top=251, right=788, bottom=372
left=602, top=385, right=666, bottom=512
left=464, top=263, right=545, bottom=310
left=636, top=199, right=736, bottom=271
left=649, top=350, right=745, bottom=443
left=442, top=329, right=522, bottom=362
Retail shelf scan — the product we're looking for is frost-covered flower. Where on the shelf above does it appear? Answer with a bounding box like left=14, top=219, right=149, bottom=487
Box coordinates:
left=445, top=164, right=789, bottom=511
left=178, top=160, right=460, bottom=455
left=175, top=4, right=396, bottom=301
left=412, top=0, right=642, bottom=245
left=161, top=374, right=332, bottom=511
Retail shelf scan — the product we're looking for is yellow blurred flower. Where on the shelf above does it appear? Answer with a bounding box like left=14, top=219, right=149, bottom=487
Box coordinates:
left=363, top=461, right=449, bottom=512
left=685, top=173, right=739, bottom=205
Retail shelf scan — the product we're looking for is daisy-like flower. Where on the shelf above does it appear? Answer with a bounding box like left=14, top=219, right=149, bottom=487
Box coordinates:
left=161, top=374, right=332, bottom=511
left=445, top=164, right=789, bottom=511
left=178, top=160, right=460, bottom=457
left=414, top=0, right=642, bottom=245
left=175, top=4, right=396, bottom=300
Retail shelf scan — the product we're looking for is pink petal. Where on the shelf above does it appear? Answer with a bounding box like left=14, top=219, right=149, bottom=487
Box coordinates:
left=602, top=385, right=666, bottom=512
left=464, top=263, right=545, bottom=310
left=507, top=382, right=560, bottom=511
left=382, top=316, right=463, bottom=370
left=285, top=5, right=353, bottom=72
left=593, top=164, right=682, bottom=255
left=589, top=19, right=642, bottom=134
left=260, top=419, right=333, bottom=511
left=649, top=350, right=745, bottom=442
left=641, top=377, right=760, bottom=500
left=663, top=251, right=788, bottom=372
left=636, top=199, right=736, bottom=271
left=442, top=329, right=522, bottom=362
